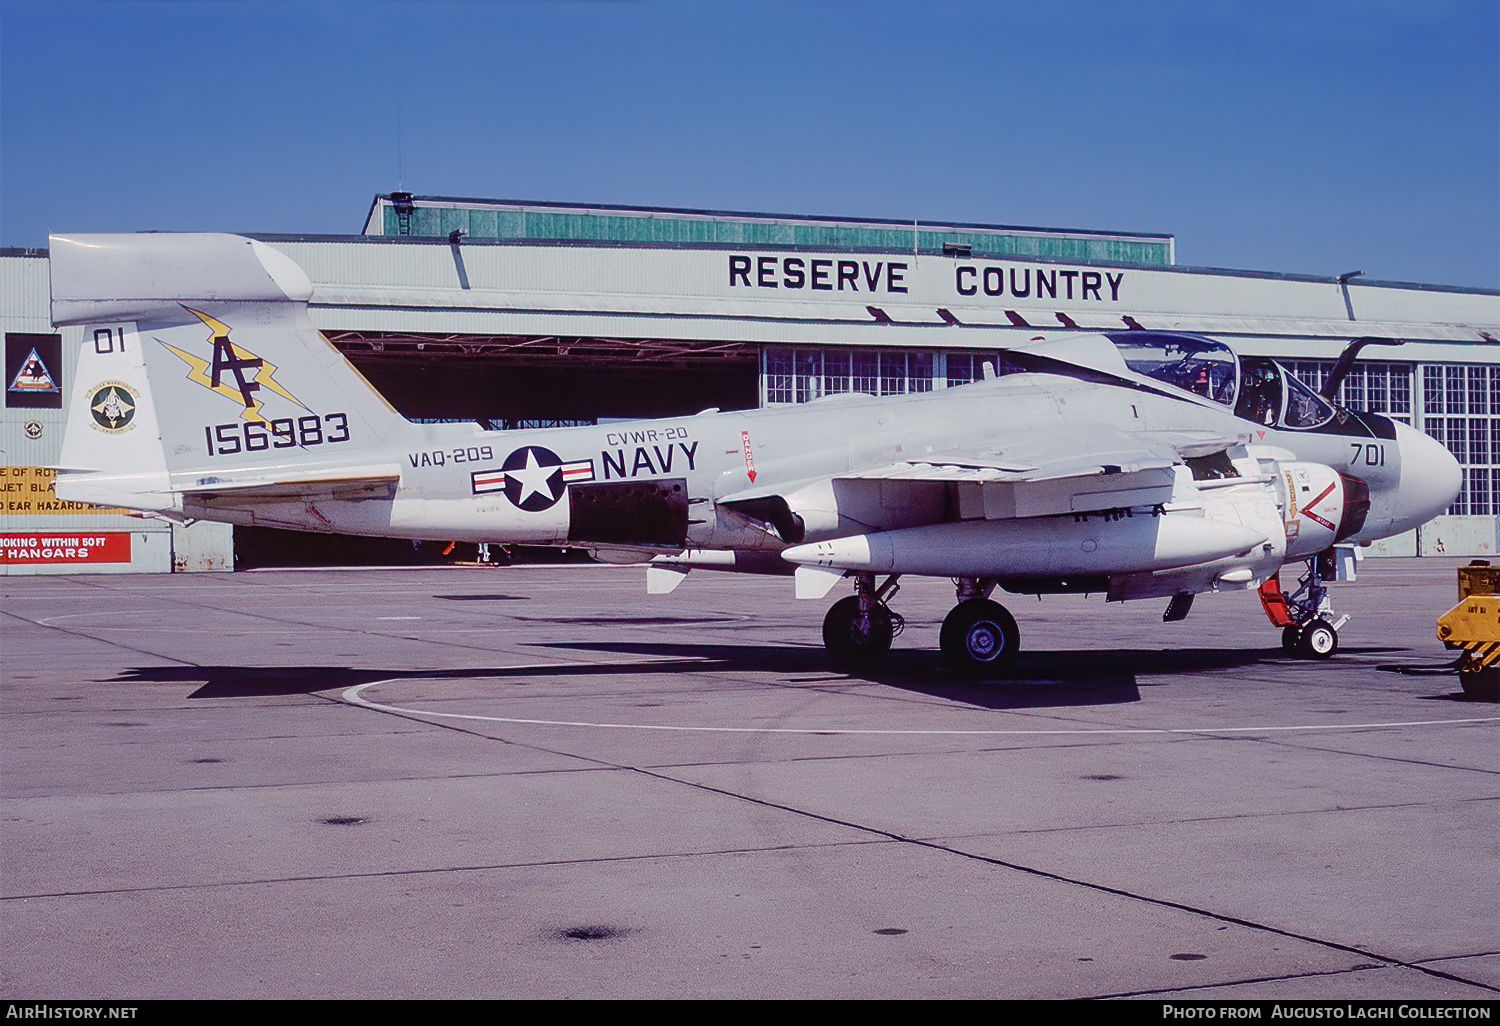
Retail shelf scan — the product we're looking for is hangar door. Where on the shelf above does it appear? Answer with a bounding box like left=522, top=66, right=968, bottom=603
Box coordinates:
left=329, top=332, right=758, bottom=423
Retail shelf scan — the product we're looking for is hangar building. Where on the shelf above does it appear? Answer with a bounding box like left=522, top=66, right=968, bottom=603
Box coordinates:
left=3, top=194, right=1497, bottom=573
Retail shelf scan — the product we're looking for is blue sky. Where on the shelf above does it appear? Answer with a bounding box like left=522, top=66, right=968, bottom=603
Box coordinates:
left=2, top=0, right=1496, bottom=288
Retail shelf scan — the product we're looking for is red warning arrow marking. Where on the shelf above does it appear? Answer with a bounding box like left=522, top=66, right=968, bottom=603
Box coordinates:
left=1301, top=480, right=1338, bottom=532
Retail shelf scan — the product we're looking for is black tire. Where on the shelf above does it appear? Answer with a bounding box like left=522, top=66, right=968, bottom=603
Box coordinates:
left=1298, top=618, right=1339, bottom=660
left=940, top=599, right=1020, bottom=676
left=1281, top=625, right=1304, bottom=655
left=822, top=596, right=894, bottom=665
left=1459, top=665, right=1498, bottom=702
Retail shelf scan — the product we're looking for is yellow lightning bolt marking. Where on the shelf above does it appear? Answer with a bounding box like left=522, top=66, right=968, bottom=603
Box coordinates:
left=158, top=308, right=308, bottom=425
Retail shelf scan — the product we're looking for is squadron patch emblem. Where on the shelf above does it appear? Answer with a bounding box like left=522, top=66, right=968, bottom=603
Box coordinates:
left=89, top=381, right=138, bottom=433
left=8, top=348, right=60, bottom=396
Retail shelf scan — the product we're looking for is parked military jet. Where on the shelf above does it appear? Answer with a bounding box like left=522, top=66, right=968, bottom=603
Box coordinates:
left=49, top=233, right=1461, bottom=673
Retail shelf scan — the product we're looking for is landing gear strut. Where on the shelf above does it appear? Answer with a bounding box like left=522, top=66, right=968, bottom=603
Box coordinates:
left=822, top=573, right=903, bottom=665
left=1261, top=550, right=1347, bottom=660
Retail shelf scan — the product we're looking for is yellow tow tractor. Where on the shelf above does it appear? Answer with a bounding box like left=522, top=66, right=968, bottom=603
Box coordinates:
left=1437, top=561, right=1500, bottom=702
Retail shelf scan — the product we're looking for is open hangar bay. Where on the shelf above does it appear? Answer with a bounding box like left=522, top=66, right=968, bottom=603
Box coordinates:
left=1, top=557, right=1495, bottom=1000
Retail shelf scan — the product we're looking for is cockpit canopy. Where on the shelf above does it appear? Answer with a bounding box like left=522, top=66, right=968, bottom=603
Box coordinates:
left=1106, top=332, right=1337, bottom=429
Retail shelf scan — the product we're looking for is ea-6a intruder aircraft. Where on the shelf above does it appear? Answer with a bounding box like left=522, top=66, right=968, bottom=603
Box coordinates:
left=49, top=233, right=1461, bottom=674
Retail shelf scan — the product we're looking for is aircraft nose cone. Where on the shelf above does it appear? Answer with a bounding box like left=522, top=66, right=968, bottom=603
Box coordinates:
left=1391, top=421, right=1462, bottom=533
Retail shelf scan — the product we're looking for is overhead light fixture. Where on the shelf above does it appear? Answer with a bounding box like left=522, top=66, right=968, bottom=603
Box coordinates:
left=1336, top=269, right=1365, bottom=284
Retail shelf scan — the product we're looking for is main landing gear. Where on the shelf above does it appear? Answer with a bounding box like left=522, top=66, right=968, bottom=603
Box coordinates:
left=1260, top=550, right=1347, bottom=660
left=939, top=579, right=1020, bottom=676
left=822, top=573, right=903, bottom=664
left=821, top=574, right=1021, bottom=676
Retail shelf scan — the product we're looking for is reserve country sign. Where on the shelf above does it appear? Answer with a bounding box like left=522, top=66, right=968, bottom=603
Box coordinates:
left=0, top=467, right=128, bottom=515
left=0, top=531, right=132, bottom=564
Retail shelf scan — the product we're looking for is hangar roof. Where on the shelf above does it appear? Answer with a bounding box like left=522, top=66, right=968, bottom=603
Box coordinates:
left=362, top=194, right=1176, bottom=267
left=254, top=232, right=1497, bottom=359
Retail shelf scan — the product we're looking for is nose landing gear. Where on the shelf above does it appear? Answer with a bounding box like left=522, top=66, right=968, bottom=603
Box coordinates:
left=822, top=572, right=904, bottom=665
left=1283, top=617, right=1340, bottom=659
left=1262, top=550, right=1348, bottom=660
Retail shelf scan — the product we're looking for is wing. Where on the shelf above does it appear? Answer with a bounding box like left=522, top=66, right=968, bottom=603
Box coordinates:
left=838, top=426, right=1231, bottom=481
left=721, top=426, right=1237, bottom=535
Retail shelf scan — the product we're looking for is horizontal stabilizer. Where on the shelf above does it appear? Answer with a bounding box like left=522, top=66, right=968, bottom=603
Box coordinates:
left=50, top=234, right=313, bottom=326
left=177, top=465, right=400, bottom=504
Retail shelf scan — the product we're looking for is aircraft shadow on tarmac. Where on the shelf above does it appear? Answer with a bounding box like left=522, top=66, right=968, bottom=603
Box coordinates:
left=535, top=641, right=1283, bottom=710
left=111, top=661, right=743, bottom=700
left=111, top=644, right=1445, bottom=711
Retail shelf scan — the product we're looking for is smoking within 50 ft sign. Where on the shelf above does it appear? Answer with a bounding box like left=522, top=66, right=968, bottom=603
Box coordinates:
left=0, top=532, right=133, bottom=564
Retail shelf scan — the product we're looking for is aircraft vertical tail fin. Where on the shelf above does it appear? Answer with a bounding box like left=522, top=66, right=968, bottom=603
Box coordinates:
left=50, top=234, right=412, bottom=512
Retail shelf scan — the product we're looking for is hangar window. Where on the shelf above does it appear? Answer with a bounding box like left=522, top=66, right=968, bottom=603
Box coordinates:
left=1283, top=359, right=1411, bottom=423
left=765, top=348, right=794, bottom=404
left=761, top=347, right=983, bottom=405
left=1420, top=364, right=1500, bottom=515
left=908, top=351, right=934, bottom=393
left=796, top=350, right=823, bottom=403
left=880, top=352, right=907, bottom=395
left=823, top=351, right=851, bottom=394
left=946, top=352, right=985, bottom=386
left=945, top=351, right=1021, bottom=385
left=852, top=351, right=880, bottom=395
left=1288, top=358, right=1500, bottom=515
left=492, top=417, right=597, bottom=430
left=876, top=351, right=936, bottom=395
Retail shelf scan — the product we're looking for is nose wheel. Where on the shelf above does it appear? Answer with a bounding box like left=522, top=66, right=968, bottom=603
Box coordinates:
left=1281, top=618, right=1340, bottom=659
left=822, top=573, right=903, bottom=666
left=822, top=595, right=896, bottom=664
left=1262, top=551, right=1346, bottom=660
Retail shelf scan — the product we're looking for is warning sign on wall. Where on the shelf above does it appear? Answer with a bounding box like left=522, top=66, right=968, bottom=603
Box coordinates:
left=0, top=467, right=127, bottom=515
left=0, top=532, right=132, bottom=564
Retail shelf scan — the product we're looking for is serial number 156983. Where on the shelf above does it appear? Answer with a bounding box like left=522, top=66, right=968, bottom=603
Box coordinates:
left=205, top=413, right=350, bottom=456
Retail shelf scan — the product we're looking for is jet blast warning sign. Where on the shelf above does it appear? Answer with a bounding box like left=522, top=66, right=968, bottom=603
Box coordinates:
left=0, top=468, right=127, bottom=515
left=1, top=532, right=132, bottom=564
